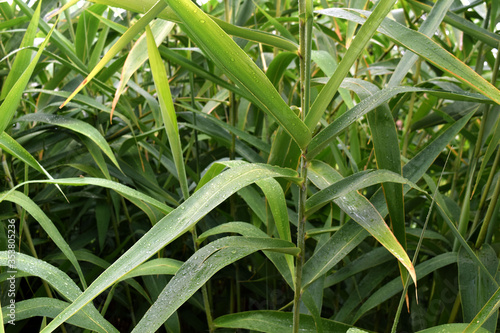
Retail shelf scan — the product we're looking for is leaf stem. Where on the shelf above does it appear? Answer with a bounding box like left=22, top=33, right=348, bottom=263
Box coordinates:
left=292, top=156, right=307, bottom=333
left=293, top=0, right=312, bottom=329
left=475, top=147, right=500, bottom=248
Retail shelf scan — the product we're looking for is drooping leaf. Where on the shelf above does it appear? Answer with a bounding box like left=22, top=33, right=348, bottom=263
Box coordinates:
left=17, top=113, right=121, bottom=172
left=0, top=252, right=118, bottom=333
left=305, top=161, right=416, bottom=288
left=162, top=0, right=311, bottom=149
left=131, top=237, right=298, bottom=332
left=316, top=8, right=500, bottom=104
left=1, top=298, right=109, bottom=332
left=213, top=310, right=353, bottom=333
left=40, top=163, right=298, bottom=332
left=1, top=191, right=87, bottom=288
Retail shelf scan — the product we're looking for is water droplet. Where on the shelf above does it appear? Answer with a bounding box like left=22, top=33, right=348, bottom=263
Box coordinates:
left=200, top=19, right=205, bottom=24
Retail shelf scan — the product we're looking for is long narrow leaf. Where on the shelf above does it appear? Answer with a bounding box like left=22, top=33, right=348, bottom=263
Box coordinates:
left=0, top=0, right=39, bottom=100
left=17, top=113, right=121, bottom=172
left=60, top=0, right=168, bottom=108
left=162, top=0, right=311, bottom=149
left=0, top=252, right=117, bottom=333
left=463, top=287, right=500, bottom=333
left=305, top=0, right=398, bottom=130
left=316, top=8, right=500, bottom=104
left=1, top=191, right=86, bottom=288
left=0, top=10, right=57, bottom=134
left=213, top=310, right=353, bottom=332
left=146, top=25, right=189, bottom=199
left=40, top=163, right=298, bottom=332
left=132, top=237, right=298, bottom=332
left=304, top=161, right=416, bottom=289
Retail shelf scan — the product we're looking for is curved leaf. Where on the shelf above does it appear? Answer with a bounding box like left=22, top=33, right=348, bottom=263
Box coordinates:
left=132, top=236, right=298, bottom=332
left=1, top=191, right=86, bottom=287
left=316, top=8, right=500, bottom=104
left=2, top=298, right=108, bottom=332
left=17, top=113, right=121, bottom=172
left=112, top=19, right=174, bottom=112
left=163, top=0, right=311, bottom=149
left=353, top=253, right=457, bottom=322
left=306, top=169, right=424, bottom=213
left=0, top=4, right=56, bottom=134
left=213, top=310, right=353, bottom=333
left=0, top=177, right=173, bottom=214
left=305, top=161, right=416, bottom=288
left=0, top=252, right=117, bottom=333
left=463, top=287, right=500, bottom=333
left=40, top=163, right=298, bottom=332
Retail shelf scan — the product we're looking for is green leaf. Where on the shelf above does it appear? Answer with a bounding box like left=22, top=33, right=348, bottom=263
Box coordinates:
left=388, top=0, right=454, bottom=86
left=324, top=247, right=394, bottom=288
left=348, top=77, right=408, bottom=287
left=305, top=0, right=399, bottom=131
left=159, top=46, right=253, bottom=101
left=113, top=19, right=174, bottom=112
left=416, top=324, right=489, bottom=333
left=407, top=0, right=500, bottom=49
left=0, top=6, right=57, bottom=134
left=14, top=0, right=84, bottom=68
left=459, top=244, right=499, bottom=333
left=60, top=0, right=168, bottom=108
left=0, top=0, right=39, bottom=100
left=306, top=85, right=488, bottom=159
left=197, top=222, right=294, bottom=287
left=473, top=113, right=500, bottom=195
left=301, top=220, right=367, bottom=288
left=305, top=161, right=416, bottom=288
left=305, top=169, right=424, bottom=213
left=213, top=310, right=353, bottom=332
left=92, top=0, right=299, bottom=51
left=256, top=178, right=295, bottom=275
left=17, top=113, right=121, bottom=172
left=266, top=52, right=297, bottom=89
left=1, top=191, right=87, bottom=288
left=146, top=24, right=189, bottom=199
left=2, top=298, right=108, bottom=332
left=180, top=112, right=265, bottom=163
left=119, top=258, right=183, bottom=281
left=463, top=287, right=500, bottom=333
left=40, top=163, right=298, bottom=332
left=0, top=177, right=172, bottom=215
left=162, top=0, right=311, bottom=150
left=0, top=132, right=65, bottom=197
left=132, top=236, right=298, bottom=332
left=335, top=262, right=397, bottom=323
left=0, top=252, right=118, bottom=333
left=316, top=8, right=500, bottom=104
left=353, top=253, right=457, bottom=322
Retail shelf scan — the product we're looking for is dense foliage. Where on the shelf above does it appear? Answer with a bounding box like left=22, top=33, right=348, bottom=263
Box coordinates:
left=0, top=0, right=499, bottom=332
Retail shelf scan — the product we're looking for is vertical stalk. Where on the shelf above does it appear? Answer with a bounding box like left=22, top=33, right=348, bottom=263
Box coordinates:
left=293, top=0, right=312, bottom=331
left=188, top=42, right=200, bottom=181
left=475, top=147, right=500, bottom=248
left=471, top=145, right=500, bottom=232
left=292, top=157, right=307, bottom=332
